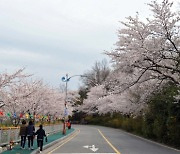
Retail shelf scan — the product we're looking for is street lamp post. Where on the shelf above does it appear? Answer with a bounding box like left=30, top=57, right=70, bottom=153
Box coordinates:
left=61, top=74, right=97, bottom=134
left=61, top=74, right=84, bottom=134
left=61, top=74, right=71, bottom=135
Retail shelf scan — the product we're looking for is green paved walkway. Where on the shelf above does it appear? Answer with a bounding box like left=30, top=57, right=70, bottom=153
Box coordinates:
left=2, top=128, right=75, bottom=154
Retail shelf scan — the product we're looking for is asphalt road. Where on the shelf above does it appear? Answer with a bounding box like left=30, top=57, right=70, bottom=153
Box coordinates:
left=42, top=125, right=180, bottom=154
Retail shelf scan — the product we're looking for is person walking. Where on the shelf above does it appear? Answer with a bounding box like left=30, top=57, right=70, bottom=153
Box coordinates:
left=19, top=120, right=27, bottom=149
left=27, top=120, right=35, bottom=150
left=35, top=124, right=47, bottom=153
left=67, top=120, right=71, bottom=129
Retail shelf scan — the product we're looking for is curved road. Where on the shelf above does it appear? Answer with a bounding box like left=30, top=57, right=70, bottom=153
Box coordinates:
left=42, top=125, right=180, bottom=154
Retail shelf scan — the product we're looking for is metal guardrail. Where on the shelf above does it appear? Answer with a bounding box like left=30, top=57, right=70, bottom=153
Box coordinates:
left=0, top=124, right=62, bottom=146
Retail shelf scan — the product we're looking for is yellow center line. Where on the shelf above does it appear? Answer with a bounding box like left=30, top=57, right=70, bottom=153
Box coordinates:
left=98, top=129, right=121, bottom=154
left=48, top=129, right=80, bottom=154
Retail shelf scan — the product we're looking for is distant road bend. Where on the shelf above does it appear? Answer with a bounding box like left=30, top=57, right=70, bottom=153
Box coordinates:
left=42, top=125, right=180, bottom=154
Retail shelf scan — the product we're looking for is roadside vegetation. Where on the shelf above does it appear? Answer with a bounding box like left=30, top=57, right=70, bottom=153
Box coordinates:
left=83, top=83, right=180, bottom=149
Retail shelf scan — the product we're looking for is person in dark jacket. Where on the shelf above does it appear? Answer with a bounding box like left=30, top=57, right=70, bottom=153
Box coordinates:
left=27, top=120, right=35, bottom=150
left=35, top=124, right=47, bottom=153
left=19, top=120, right=27, bottom=149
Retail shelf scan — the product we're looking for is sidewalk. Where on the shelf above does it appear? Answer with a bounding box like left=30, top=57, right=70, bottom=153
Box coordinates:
left=2, top=128, right=75, bottom=154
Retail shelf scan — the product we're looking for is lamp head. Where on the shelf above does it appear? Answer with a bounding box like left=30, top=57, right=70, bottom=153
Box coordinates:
left=61, top=77, right=66, bottom=81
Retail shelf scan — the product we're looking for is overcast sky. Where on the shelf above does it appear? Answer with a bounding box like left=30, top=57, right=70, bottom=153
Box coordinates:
left=0, top=0, right=178, bottom=90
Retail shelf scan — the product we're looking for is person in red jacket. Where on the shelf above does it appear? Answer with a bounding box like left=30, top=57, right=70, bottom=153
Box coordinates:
left=67, top=120, right=71, bottom=129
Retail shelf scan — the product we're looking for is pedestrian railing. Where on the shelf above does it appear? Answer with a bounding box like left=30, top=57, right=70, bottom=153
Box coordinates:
left=0, top=124, right=62, bottom=146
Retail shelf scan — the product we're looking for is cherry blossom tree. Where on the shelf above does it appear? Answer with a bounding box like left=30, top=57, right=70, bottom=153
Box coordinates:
left=79, top=0, right=180, bottom=116
left=104, top=0, right=180, bottom=113
left=106, top=0, right=180, bottom=90
left=0, top=68, right=29, bottom=88
left=1, top=80, right=45, bottom=126
left=79, top=84, right=149, bottom=116
left=79, top=85, right=106, bottom=115
left=0, top=76, right=79, bottom=126
left=0, top=68, right=80, bottom=125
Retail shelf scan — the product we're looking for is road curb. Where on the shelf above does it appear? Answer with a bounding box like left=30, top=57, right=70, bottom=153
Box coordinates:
left=31, top=129, right=76, bottom=154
